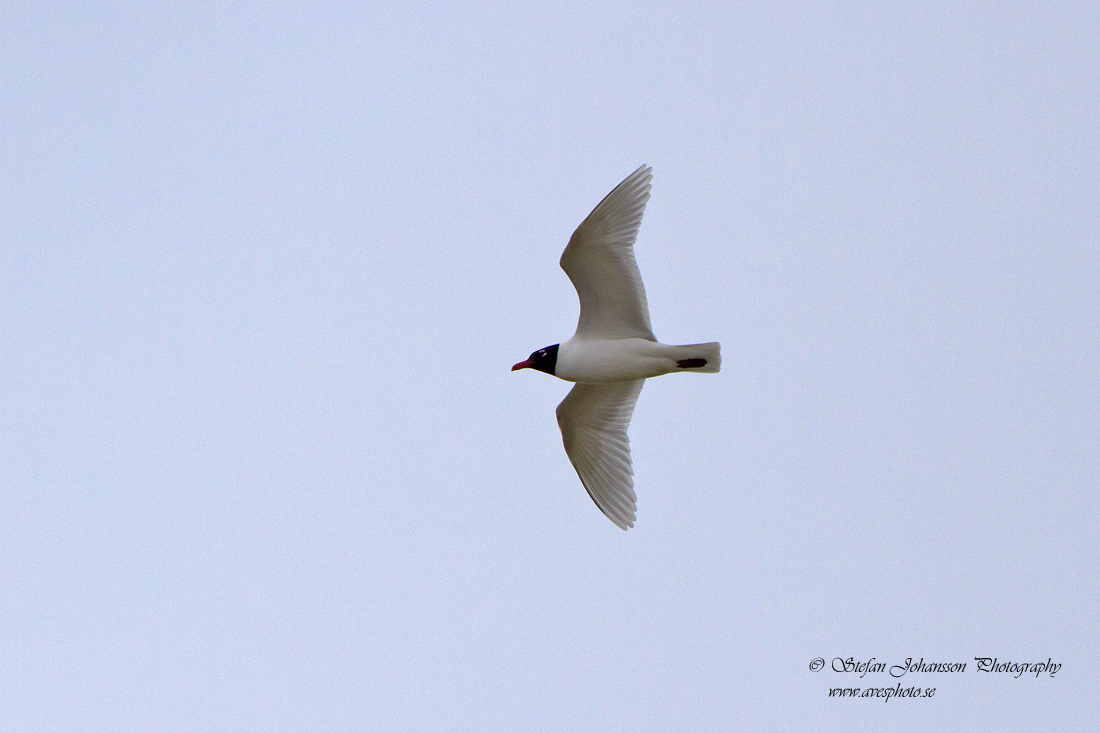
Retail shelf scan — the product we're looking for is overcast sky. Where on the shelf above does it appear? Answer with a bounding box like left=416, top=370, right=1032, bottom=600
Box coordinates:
left=3, top=2, right=1098, bottom=731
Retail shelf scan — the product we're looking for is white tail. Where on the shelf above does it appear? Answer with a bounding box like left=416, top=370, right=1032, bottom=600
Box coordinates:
left=673, top=342, right=721, bottom=373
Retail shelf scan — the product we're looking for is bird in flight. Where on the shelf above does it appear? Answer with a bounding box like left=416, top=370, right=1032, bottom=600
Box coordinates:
left=512, top=165, right=720, bottom=530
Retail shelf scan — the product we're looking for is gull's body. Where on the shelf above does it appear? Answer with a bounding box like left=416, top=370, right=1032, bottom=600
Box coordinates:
left=554, top=337, right=711, bottom=383
left=512, top=165, right=720, bottom=530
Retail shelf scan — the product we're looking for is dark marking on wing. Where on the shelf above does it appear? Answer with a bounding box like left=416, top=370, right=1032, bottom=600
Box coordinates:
left=677, top=358, right=707, bottom=369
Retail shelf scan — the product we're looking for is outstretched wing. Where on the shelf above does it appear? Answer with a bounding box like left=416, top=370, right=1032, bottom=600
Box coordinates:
left=555, top=380, right=645, bottom=530
left=560, top=165, right=656, bottom=341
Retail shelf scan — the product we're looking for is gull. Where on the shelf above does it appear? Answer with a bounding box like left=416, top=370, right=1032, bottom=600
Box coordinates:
left=512, top=165, right=720, bottom=529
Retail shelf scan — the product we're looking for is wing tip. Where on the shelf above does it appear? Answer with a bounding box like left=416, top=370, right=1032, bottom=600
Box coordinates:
left=604, top=506, right=636, bottom=530
left=627, top=164, right=652, bottom=190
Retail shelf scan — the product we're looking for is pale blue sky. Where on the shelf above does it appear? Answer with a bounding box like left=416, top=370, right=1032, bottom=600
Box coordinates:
left=3, top=2, right=1098, bottom=730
